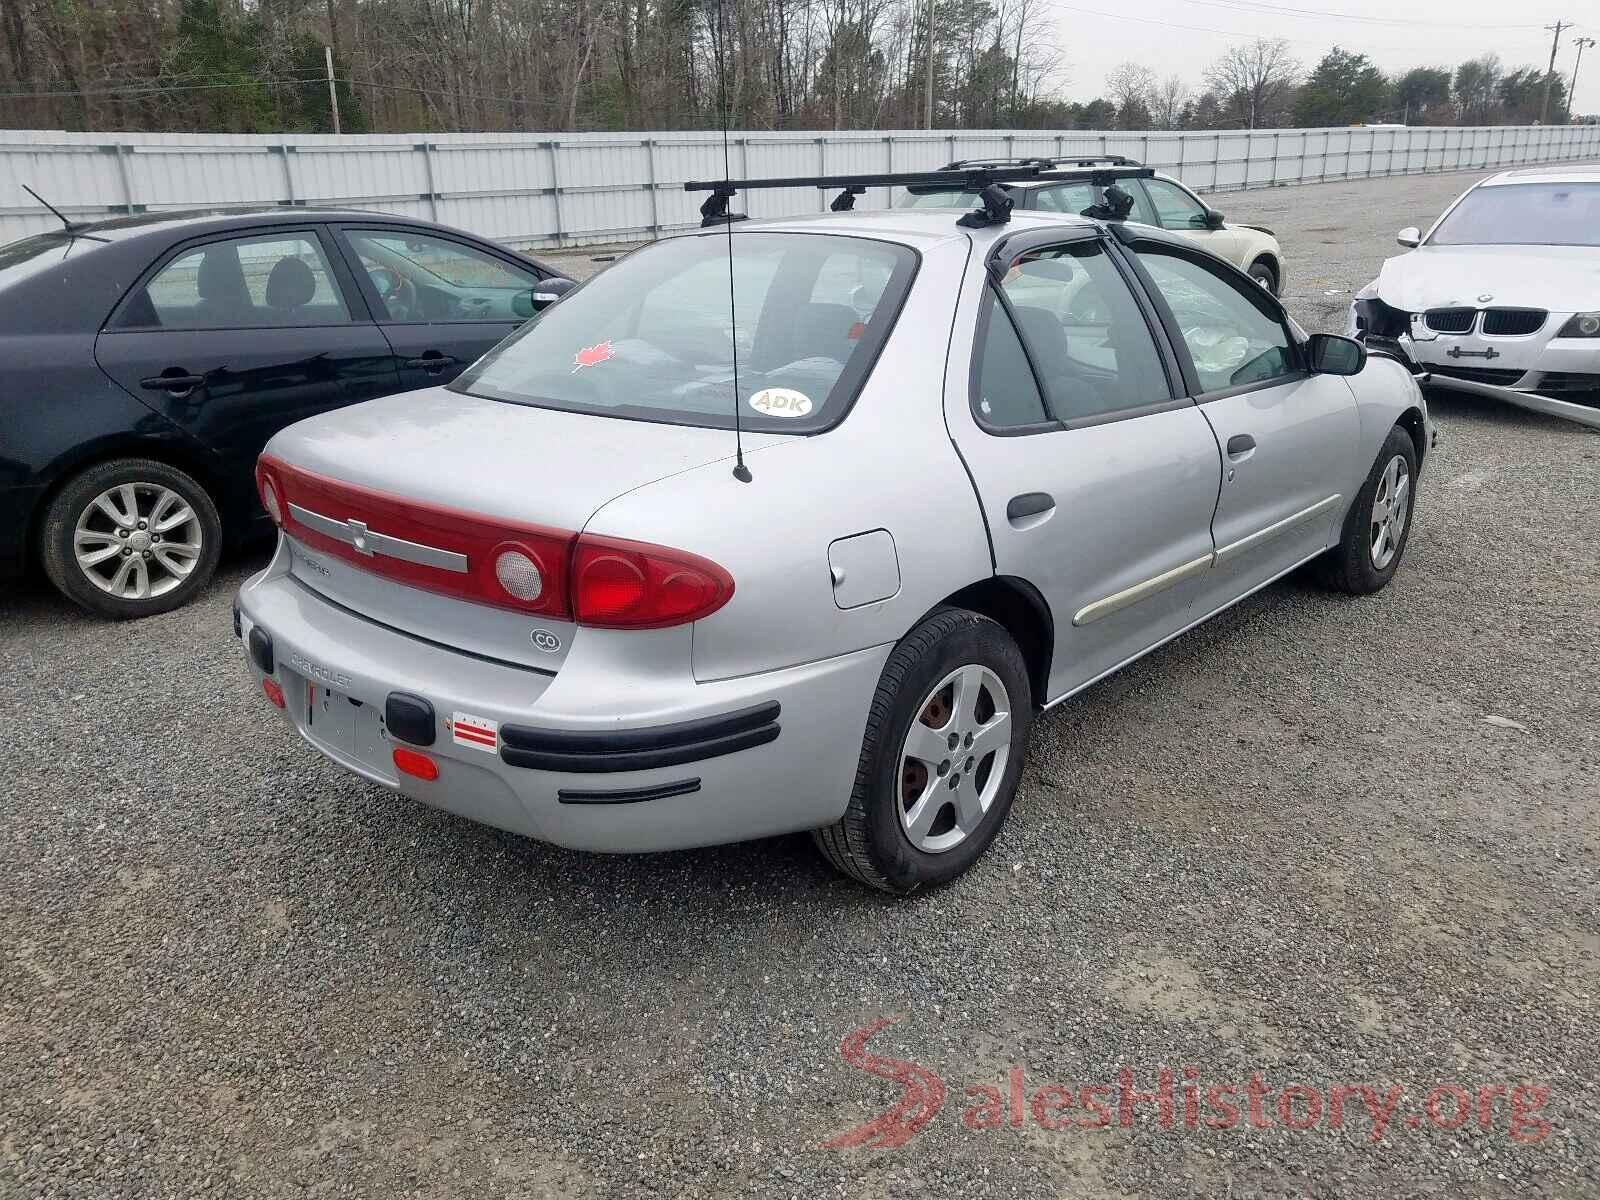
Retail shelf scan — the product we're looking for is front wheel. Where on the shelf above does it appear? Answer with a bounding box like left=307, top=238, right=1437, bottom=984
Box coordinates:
left=39, top=457, right=222, bottom=619
left=1315, top=426, right=1417, bottom=595
left=813, top=608, right=1033, bottom=894
left=1248, top=258, right=1279, bottom=295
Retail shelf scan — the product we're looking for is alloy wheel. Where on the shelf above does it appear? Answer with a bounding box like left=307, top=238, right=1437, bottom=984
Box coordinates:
left=1369, top=454, right=1411, bottom=570
left=73, top=482, right=204, bottom=600
left=897, top=664, right=1012, bottom=854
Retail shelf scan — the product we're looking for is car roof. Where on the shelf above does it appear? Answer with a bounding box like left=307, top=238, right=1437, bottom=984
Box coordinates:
left=1480, top=164, right=1600, bottom=187
left=41, top=205, right=460, bottom=244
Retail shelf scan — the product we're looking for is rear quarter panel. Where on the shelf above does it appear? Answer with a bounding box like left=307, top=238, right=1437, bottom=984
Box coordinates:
left=582, top=237, right=995, bottom=684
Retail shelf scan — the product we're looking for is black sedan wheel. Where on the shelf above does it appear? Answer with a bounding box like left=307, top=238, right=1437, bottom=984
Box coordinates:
left=40, top=458, right=222, bottom=619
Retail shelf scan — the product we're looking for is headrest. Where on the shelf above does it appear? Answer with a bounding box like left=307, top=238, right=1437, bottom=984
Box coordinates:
left=265, top=256, right=316, bottom=309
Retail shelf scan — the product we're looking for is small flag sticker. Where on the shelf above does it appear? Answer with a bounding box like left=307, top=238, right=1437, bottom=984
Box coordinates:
left=451, top=711, right=499, bottom=753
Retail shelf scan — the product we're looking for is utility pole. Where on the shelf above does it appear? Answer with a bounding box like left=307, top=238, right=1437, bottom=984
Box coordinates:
left=1541, top=20, right=1570, bottom=124
left=1574, top=36, right=1597, bottom=122
left=325, top=45, right=342, bottom=135
left=924, top=0, right=935, bottom=129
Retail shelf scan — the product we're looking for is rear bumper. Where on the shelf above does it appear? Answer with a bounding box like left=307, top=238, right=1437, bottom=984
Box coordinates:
left=235, top=545, right=889, bottom=853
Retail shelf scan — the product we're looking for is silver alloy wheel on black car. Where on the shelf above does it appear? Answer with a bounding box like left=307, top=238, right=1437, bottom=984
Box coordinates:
left=40, top=457, right=223, bottom=619
left=73, top=482, right=205, bottom=600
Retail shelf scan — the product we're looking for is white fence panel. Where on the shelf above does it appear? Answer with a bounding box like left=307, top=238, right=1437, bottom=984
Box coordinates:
left=1, top=123, right=1597, bottom=249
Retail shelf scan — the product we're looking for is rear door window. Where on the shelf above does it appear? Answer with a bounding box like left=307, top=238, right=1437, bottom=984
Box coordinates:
left=117, top=233, right=351, bottom=329
left=453, top=232, right=918, bottom=432
left=994, top=241, right=1172, bottom=422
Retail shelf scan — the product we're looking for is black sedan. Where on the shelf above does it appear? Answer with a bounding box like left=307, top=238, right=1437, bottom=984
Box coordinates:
left=0, top=207, right=574, bottom=617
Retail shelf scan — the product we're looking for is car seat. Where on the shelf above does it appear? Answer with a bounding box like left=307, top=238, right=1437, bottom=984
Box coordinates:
left=264, top=257, right=318, bottom=322
left=196, top=247, right=254, bottom=326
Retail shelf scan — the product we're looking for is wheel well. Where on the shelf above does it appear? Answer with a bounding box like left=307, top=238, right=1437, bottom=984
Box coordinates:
left=1250, top=254, right=1279, bottom=284
left=27, top=439, right=229, bottom=567
left=942, top=576, right=1054, bottom=707
left=1397, top=406, right=1427, bottom=465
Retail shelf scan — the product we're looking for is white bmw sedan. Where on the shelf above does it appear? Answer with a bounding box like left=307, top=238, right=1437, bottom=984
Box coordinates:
left=1349, top=165, right=1600, bottom=428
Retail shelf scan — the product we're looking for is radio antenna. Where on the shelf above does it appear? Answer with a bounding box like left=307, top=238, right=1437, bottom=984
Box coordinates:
left=713, top=0, right=752, bottom=483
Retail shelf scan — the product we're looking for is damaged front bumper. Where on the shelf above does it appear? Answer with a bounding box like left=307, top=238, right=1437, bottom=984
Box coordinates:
left=1349, top=296, right=1600, bottom=430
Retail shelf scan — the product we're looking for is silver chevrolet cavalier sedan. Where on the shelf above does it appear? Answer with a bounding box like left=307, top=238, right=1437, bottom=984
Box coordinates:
left=236, top=206, right=1431, bottom=893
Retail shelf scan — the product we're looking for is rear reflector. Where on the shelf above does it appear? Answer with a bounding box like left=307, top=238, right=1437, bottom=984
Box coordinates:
left=262, top=678, right=286, bottom=708
left=392, top=747, right=439, bottom=781
left=257, top=455, right=735, bottom=629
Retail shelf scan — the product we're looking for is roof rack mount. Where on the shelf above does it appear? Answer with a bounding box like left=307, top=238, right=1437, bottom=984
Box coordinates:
left=684, top=163, right=1152, bottom=229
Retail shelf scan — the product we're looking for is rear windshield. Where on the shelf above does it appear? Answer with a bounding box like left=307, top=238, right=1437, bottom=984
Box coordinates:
left=453, top=232, right=917, bottom=433
left=1429, top=182, right=1600, bottom=247
left=0, top=231, right=91, bottom=289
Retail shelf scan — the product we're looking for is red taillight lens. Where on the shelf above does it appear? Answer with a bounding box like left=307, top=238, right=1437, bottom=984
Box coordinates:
left=392, top=747, right=439, bottom=781
left=261, top=678, right=286, bottom=708
left=571, top=534, right=734, bottom=629
left=259, top=457, right=733, bottom=629
left=260, top=456, right=574, bottom=618
left=256, top=462, right=283, bottom=526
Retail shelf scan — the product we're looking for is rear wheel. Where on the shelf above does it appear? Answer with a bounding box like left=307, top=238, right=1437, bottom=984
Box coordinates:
left=1248, top=257, right=1279, bottom=295
left=40, top=458, right=222, bottom=619
left=1315, top=426, right=1417, bottom=595
left=813, top=608, right=1033, bottom=894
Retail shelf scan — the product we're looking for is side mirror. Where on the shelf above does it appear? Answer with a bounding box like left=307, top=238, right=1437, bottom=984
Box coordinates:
left=1203, top=209, right=1226, bottom=230
left=1396, top=226, right=1421, bottom=248
left=523, top=276, right=575, bottom=314
left=1307, top=333, right=1366, bottom=376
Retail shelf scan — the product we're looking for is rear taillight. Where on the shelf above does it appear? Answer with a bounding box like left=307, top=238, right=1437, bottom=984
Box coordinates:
left=256, top=463, right=283, bottom=526
left=258, top=456, right=733, bottom=629
left=571, top=534, right=734, bottom=629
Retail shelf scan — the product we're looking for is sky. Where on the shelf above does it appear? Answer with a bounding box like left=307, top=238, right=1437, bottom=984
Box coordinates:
left=1045, top=0, right=1599, bottom=115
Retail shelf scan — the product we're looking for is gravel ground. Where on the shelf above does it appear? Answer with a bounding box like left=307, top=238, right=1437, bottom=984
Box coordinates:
left=4, top=166, right=1599, bottom=1199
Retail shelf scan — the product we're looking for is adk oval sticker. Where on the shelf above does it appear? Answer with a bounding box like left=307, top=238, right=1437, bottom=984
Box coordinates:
left=749, top=387, right=813, bottom=418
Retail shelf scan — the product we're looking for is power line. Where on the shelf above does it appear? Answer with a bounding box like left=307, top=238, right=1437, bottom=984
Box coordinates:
left=0, top=75, right=326, bottom=101
left=1183, top=0, right=1547, bottom=32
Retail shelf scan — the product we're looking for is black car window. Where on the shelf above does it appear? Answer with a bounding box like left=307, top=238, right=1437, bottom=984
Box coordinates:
left=996, top=242, right=1172, bottom=422
left=1135, top=249, right=1298, bottom=392
left=1035, top=181, right=1157, bottom=225
left=972, top=288, right=1049, bottom=430
left=343, top=229, right=539, bottom=323
left=119, top=234, right=350, bottom=330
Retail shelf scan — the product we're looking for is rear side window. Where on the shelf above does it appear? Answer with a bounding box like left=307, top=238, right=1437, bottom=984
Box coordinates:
left=995, top=241, right=1171, bottom=422
left=118, top=233, right=350, bottom=329
left=972, top=292, right=1049, bottom=429
left=453, top=232, right=918, bottom=433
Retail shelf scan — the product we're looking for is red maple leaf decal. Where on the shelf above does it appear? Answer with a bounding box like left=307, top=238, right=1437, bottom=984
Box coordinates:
left=571, top=340, right=614, bottom=372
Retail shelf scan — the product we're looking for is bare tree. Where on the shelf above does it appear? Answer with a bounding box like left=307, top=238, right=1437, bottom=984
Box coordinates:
left=1152, top=74, right=1188, bottom=130
left=1104, top=60, right=1155, bottom=128
left=1204, top=37, right=1299, bottom=128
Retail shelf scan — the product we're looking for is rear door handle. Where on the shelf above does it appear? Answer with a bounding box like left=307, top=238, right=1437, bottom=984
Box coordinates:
left=1006, top=492, right=1055, bottom=523
left=1226, top=434, right=1256, bottom=456
left=140, top=373, right=205, bottom=392
left=404, top=354, right=458, bottom=372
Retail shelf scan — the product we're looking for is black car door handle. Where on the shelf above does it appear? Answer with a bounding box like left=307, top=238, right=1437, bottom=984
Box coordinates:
left=1226, top=434, right=1256, bottom=456
left=140, top=374, right=206, bottom=392
left=1006, top=492, right=1055, bottom=522
left=404, top=354, right=458, bottom=371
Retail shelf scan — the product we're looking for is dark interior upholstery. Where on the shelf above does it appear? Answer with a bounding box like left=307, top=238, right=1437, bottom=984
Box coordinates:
left=265, top=256, right=317, bottom=311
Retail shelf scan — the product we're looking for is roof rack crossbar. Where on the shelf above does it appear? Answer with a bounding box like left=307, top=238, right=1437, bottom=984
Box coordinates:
left=943, top=154, right=1142, bottom=170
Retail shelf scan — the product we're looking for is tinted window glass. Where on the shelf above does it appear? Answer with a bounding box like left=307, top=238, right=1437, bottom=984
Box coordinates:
left=996, top=242, right=1170, bottom=421
left=1428, top=182, right=1600, bottom=247
left=125, top=234, right=349, bottom=329
left=1142, top=179, right=1209, bottom=230
left=1137, top=250, right=1297, bottom=391
left=344, top=229, right=539, bottom=321
left=973, top=292, right=1049, bottom=429
left=454, top=232, right=917, bottom=432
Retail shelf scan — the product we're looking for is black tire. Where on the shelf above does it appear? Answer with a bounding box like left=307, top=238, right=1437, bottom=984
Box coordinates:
left=1248, top=257, right=1279, bottom=296
left=39, top=457, right=223, bottom=619
left=812, top=607, right=1033, bottom=894
left=1314, top=425, right=1418, bottom=595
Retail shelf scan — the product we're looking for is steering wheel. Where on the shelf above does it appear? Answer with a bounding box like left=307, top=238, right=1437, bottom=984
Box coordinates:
left=368, top=266, right=418, bottom=320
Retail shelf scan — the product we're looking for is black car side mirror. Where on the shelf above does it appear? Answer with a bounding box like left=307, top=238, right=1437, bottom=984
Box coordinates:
left=1307, top=333, right=1366, bottom=376
left=515, top=276, right=575, bottom=318
left=1203, top=209, right=1226, bottom=230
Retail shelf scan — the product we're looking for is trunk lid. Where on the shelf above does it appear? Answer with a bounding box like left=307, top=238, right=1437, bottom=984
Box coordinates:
left=263, top=386, right=779, bottom=669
